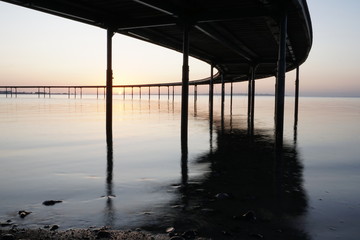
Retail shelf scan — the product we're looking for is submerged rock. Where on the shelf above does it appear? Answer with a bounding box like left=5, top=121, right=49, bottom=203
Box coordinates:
left=50, top=225, right=59, bottom=231
left=42, top=200, right=63, bottom=206
left=18, top=210, right=31, bottom=218
left=1, top=233, right=15, bottom=240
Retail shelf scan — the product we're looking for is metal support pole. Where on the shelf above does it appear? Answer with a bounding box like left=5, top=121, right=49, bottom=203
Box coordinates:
left=294, top=66, right=300, bottom=128
left=97, top=88, right=99, bottom=99
left=221, top=74, right=225, bottom=132
left=167, top=86, right=170, bottom=100
left=15, top=88, right=17, bottom=98
left=209, top=65, right=214, bottom=120
left=149, top=86, right=151, bottom=100
left=75, top=87, right=77, bottom=99
left=275, top=10, right=288, bottom=150
left=139, top=87, right=142, bottom=99
left=49, top=87, right=51, bottom=98
left=230, top=82, right=233, bottom=115
left=181, top=24, right=190, bottom=155
left=43, top=87, right=45, bottom=98
left=194, top=84, right=197, bottom=116
left=123, top=87, right=125, bottom=99
left=5, top=88, right=7, bottom=98
left=247, top=71, right=252, bottom=120
left=68, top=88, right=70, bottom=99
left=131, top=87, right=134, bottom=99
left=172, top=86, right=175, bottom=102
left=106, top=28, right=114, bottom=146
left=251, top=66, right=256, bottom=127
left=39, top=88, right=41, bottom=98
left=158, top=86, right=160, bottom=100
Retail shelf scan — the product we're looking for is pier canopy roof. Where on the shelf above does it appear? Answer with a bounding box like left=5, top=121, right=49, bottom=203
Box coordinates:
left=2, top=0, right=312, bottom=83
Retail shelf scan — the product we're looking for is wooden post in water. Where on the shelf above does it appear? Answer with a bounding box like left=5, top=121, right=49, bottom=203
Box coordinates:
left=158, top=86, right=160, bottom=100
left=275, top=10, right=288, bottom=150
left=209, top=64, right=214, bottom=121
left=5, top=87, right=7, bottom=98
left=106, top=28, right=114, bottom=146
left=294, top=66, right=300, bottom=128
left=181, top=23, right=190, bottom=156
left=97, top=88, right=99, bottom=99
left=139, top=87, right=142, bottom=99
left=49, top=87, right=51, bottom=98
left=148, top=86, right=151, bottom=100
left=230, top=81, right=233, bottom=115
left=39, top=88, right=41, bottom=98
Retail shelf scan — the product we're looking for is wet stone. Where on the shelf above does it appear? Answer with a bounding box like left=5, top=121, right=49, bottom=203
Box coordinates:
left=50, top=225, right=59, bottom=231
left=170, top=236, right=185, bottom=240
left=1, top=234, right=15, bottom=240
left=18, top=210, right=31, bottom=218
left=97, top=231, right=111, bottom=239
left=42, top=200, right=63, bottom=206
left=242, top=211, right=256, bottom=222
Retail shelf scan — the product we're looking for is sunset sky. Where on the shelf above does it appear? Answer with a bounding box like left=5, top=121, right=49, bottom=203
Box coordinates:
left=1, top=1, right=359, bottom=97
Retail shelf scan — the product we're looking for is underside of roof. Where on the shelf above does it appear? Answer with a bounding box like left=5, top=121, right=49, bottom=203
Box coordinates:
left=1, top=0, right=312, bottom=83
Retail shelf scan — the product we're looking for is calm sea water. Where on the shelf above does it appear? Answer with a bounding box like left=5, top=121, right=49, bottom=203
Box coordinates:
left=1, top=94, right=359, bottom=240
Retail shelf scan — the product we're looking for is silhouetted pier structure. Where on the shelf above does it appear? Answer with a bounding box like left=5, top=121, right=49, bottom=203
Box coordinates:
left=0, top=0, right=312, bottom=150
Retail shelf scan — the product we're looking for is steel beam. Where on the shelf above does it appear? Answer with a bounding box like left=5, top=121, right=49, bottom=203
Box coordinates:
left=181, top=24, right=190, bottom=155
left=106, top=28, right=114, bottom=145
left=275, top=11, right=287, bottom=149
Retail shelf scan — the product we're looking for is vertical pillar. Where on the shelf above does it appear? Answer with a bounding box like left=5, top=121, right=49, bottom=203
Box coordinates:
left=275, top=10, right=288, bottom=150
left=123, top=87, right=125, bottom=100
left=106, top=28, right=114, bottom=145
left=221, top=74, right=226, bottom=132
left=49, top=88, right=51, bottom=98
left=230, top=81, right=233, bottom=115
left=139, top=87, right=142, bottom=99
left=80, top=87, right=83, bottom=99
left=148, top=86, right=151, bottom=100
left=251, top=66, right=256, bottom=126
left=294, top=66, right=300, bottom=128
left=167, top=86, right=170, bottom=100
left=158, top=86, right=160, bottom=100
left=194, top=84, right=197, bottom=116
left=131, top=87, right=134, bottom=99
left=15, top=88, right=17, bottom=98
left=68, top=87, right=70, bottom=99
left=75, top=87, right=77, bottom=99
left=5, top=87, right=7, bottom=98
left=172, top=86, right=175, bottom=102
left=181, top=24, right=190, bottom=155
left=209, top=64, right=214, bottom=120
left=294, top=66, right=300, bottom=143
left=97, top=88, right=99, bottom=99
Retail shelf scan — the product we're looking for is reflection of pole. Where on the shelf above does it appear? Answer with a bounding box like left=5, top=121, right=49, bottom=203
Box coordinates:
left=105, top=126, right=115, bottom=226
left=275, top=9, right=287, bottom=150
left=181, top=23, right=190, bottom=156
left=106, top=28, right=114, bottom=146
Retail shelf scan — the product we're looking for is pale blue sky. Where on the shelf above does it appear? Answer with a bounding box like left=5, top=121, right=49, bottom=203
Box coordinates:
left=0, top=1, right=359, bottom=97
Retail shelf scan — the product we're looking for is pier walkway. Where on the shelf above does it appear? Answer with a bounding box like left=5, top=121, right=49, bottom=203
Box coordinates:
left=0, top=0, right=312, bottom=148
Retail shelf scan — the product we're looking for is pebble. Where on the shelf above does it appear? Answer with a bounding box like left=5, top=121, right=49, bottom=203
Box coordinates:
left=242, top=211, right=256, bottom=221
left=169, top=236, right=185, bottom=240
left=18, top=210, right=31, bottom=218
left=215, top=192, right=230, bottom=200
left=166, top=227, right=175, bottom=233
left=50, top=225, right=59, bottom=231
left=42, top=200, right=63, bottom=206
left=182, top=230, right=197, bottom=239
left=1, top=234, right=15, bottom=240
left=97, top=230, right=111, bottom=238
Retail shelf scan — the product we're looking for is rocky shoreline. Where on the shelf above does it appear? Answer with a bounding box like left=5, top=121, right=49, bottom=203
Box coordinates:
left=0, top=227, right=210, bottom=240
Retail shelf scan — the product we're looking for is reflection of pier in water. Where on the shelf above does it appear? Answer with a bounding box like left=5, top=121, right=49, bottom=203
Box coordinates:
left=101, top=94, right=307, bottom=239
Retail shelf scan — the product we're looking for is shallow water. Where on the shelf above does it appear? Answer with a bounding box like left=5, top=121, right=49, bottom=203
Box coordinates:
left=0, top=94, right=359, bottom=239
